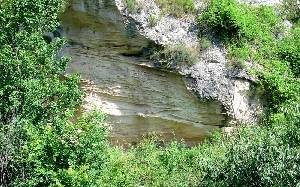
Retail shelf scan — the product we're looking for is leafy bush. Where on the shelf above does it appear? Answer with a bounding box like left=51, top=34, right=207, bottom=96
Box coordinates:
left=196, top=0, right=300, bottom=186
left=203, top=126, right=300, bottom=187
left=276, top=28, right=300, bottom=77
left=155, top=0, right=195, bottom=17
left=0, top=0, right=81, bottom=127
left=0, top=0, right=96, bottom=186
left=95, top=137, right=221, bottom=187
left=126, top=0, right=195, bottom=17
left=198, top=36, right=212, bottom=50
left=198, top=0, right=279, bottom=42
left=11, top=111, right=108, bottom=186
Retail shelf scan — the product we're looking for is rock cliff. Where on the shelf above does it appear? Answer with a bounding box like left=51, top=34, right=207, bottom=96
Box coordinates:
left=61, top=0, right=282, bottom=126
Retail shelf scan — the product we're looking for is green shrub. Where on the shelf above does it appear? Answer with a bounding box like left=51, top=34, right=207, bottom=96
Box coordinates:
left=151, top=45, right=198, bottom=68
left=96, top=138, right=208, bottom=187
left=0, top=0, right=82, bottom=126
left=0, top=0, right=103, bottom=186
left=276, top=28, right=300, bottom=77
left=203, top=126, right=300, bottom=187
left=281, top=0, right=300, bottom=25
left=11, top=111, right=108, bottom=186
left=198, top=0, right=299, bottom=110
left=199, top=36, right=212, bottom=50
left=148, top=14, right=160, bottom=27
left=196, top=1, right=300, bottom=186
left=126, top=0, right=142, bottom=13
left=155, top=0, right=195, bottom=17
left=198, top=0, right=279, bottom=42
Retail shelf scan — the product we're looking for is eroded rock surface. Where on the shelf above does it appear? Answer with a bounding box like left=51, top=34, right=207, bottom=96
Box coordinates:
left=61, top=0, right=226, bottom=145
left=116, top=0, right=201, bottom=48
left=65, top=46, right=225, bottom=145
left=183, top=48, right=263, bottom=124
left=115, top=0, right=267, bottom=124
left=61, top=0, right=274, bottom=145
left=61, top=0, right=152, bottom=55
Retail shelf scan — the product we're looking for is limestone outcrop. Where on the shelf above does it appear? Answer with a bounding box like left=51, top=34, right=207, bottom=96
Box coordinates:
left=115, top=0, right=269, bottom=124
left=61, top=0, right=282, bottom=125
left=61, top=0, right=226, bottom=145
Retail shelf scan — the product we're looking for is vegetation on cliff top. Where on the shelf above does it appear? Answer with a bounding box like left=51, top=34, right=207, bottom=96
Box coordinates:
left=155, top=0, right=195, bottom=17
left=1, top=0, right=299, bottom=186
left=126, top=0, right=195, bottom=17
left=150, top=44, right=199, bottom=68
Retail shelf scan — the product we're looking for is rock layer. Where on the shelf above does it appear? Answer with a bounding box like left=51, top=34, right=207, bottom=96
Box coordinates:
left=61, top=0, right=226, bottom=145
left=65, top=45, right=225, bottom=145
left=61, top=0, right=152, bottom=55
left=61, top=0, right=270, bottom=134
left=116, top=0, right=266, bottom=124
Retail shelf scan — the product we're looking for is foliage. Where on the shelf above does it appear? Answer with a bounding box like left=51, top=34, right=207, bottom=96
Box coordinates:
left=196, top=0, right=300, bottom=186
left=198, top=36, right=212, bottom=50
left=276, top=28, right=300, bottom=77
left=151, top=45, right=198, bottom=68
left=155, top=0, right=195, bottom=17
left=281, top=0, right=300, bottom=25
left=125, top=0, right=195, bottom=17
left=92, top=136, right=224, bottom=187
left=91, top=125, right=299, bottom=187
left=1, top=0, right=300, bottom=186
left=0, top=0, right=81, bottom=128
left=198, top=0, right=279, bottom=42
left=202, top=126, right=300, bottom=186
left=148, top=14, right=160, bottom=27
left=11, top=111, right=108, bottom=187
left=0, top=0, right=85, bottom=186
left=125, top=0, right=142, bottom=13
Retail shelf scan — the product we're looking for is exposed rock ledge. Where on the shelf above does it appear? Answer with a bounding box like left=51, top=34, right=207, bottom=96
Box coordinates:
left=61, top=0, right=283, bottom=124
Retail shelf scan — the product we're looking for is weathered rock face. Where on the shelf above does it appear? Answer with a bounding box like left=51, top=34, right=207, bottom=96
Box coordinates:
left=61, top=0, right=152, bottom=55
left=116, top=0, right=266, bottom=124
left=116, top=0, right=200, bottom=48
left=61, top=0, right=226, bottom=145
left=66, top=46, right=225, bottom=145
left=183, top=48, right=264, bottom=125
left=61, top=0, right=274, bottom=145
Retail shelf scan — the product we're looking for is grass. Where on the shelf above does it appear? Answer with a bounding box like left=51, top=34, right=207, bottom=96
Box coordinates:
left=150, top=44, right=198, bottom=68
left=155, top=0, right=196, bottom=17
left=126, top=0, right=142, bottom=13
left=125, top=0, right=195, bottom=17
left=148, top=14, right=160, bottom=27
